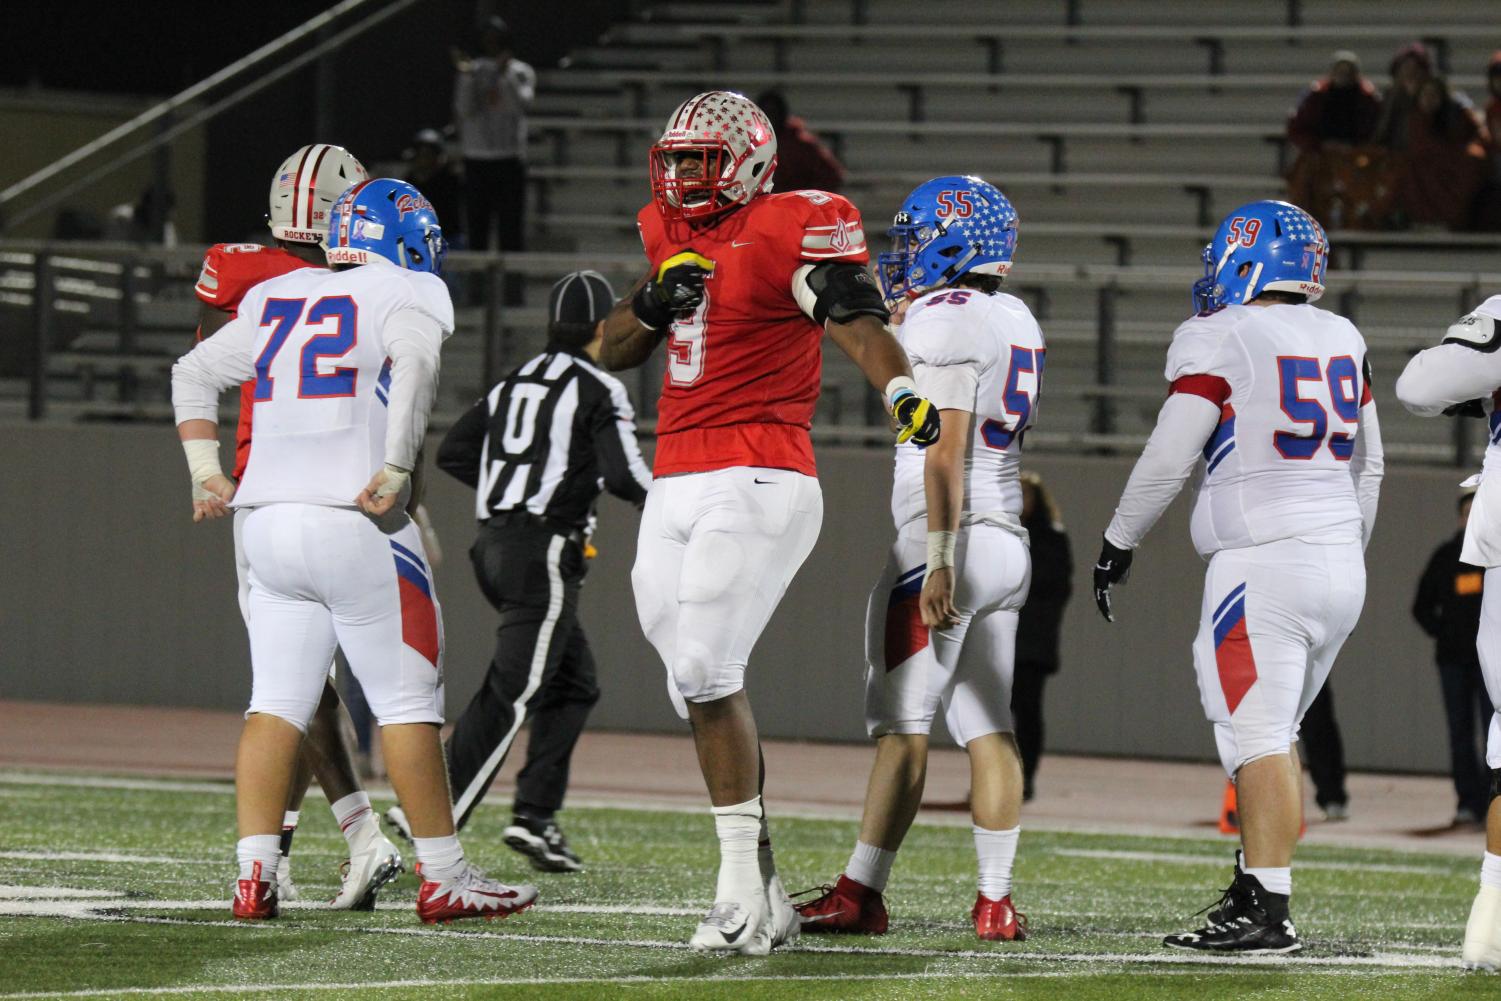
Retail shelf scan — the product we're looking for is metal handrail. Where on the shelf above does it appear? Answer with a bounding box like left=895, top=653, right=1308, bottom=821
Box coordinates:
left=0, top=0, right=421, bottom=233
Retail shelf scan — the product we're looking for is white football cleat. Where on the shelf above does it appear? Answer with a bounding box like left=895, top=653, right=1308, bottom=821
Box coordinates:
left=330, top=823, right=404, bottom=911
left=689, top=897, right=770, bottom=955
left=275, top=856, right=300, bottom=903
left=1462, top=884, right=1501, bottom=971
left=384, top=805, right=414, bottom=845
left=764, top=871, right=800, bottom=949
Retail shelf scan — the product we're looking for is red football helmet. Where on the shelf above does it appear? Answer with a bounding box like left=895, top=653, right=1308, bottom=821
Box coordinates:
left=649, top=91, right=778, bottom=222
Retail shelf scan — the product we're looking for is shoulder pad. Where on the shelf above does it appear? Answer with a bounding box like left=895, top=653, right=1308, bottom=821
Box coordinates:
left=1443, top=312, right=1500, bottom=352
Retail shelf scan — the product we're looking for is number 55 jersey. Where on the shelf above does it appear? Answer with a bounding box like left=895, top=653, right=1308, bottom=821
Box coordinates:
left=636, top=189, right=869, bottom=478
left=1148, top=303, right=1379, bottom=558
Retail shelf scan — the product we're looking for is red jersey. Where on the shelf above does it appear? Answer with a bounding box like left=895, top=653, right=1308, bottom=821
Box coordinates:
left=193, top=243, right=321, bottom=479
left=636, top=190, right=869, bottom=477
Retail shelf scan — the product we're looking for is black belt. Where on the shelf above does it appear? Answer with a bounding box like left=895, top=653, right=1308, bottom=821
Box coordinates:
left=486, top=510, right=585, bottom=546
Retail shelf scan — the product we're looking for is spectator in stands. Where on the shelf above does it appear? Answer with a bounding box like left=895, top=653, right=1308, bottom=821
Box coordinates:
left=453, top=16, right=535, bottom=266
left=1474, top=52, right=1501, bottom=231
left=1413, top=491, right=1493, bottom=827
left=1392, top=76, right=1487, bottom=230
left=754, top=90, right=845, bottom=194
left=1010, top=472, right=1072, bottom=801
left=1285, top=50, right=1382, bottom=228
left=402, top=129, right=465, bottom=247
left=1374, top=42, right=1434, bottom=151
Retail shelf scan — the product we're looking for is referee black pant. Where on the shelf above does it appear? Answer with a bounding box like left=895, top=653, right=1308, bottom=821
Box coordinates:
left=446, top=516, right=599, bottom=831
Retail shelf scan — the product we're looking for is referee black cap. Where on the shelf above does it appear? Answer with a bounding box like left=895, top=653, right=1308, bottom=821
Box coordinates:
left=549, top=270, right=616, bottom=328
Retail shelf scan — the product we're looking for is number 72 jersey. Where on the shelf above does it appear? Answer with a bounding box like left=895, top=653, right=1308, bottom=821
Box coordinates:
left=1167, top=302, right=1373, bottom=554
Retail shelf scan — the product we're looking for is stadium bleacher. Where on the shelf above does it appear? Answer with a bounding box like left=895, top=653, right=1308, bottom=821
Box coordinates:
left=5, top=0, right=1500, bottom=465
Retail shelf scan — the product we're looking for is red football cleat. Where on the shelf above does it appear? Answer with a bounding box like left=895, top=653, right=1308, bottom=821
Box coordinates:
left=972, top=892, right=1026, bottom=941
left=232, top=861, right=279, bottom=920
left=415, top=862, right=538, bottom=925
left=794, top=874, right=889, bottom=935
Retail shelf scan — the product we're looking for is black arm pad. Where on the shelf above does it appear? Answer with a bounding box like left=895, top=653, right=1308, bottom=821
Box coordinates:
left=803, top=261, right=890, bottom=326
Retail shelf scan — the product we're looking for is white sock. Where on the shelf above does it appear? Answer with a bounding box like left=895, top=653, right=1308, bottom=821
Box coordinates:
left=1482, top=852, right=1501, bottom=890
left=331, top=791, right=375, bottom=845
left=973, top=825, right=1020, bottom=899
left=1244, top=865, right=1292, bottom=896
left=757, top=812, right=775, bottom=883
left=711, top=797, right=763, bottom=902
left=845, top=841, right=896, bottom=893
left=413, top=835, right=465, bottom=880
left=237, top=834, right=281, bottom=882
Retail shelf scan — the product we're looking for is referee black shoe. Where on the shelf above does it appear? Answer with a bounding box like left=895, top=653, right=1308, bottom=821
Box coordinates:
left=1164, top=870, right=1301, bottom=955
left=504, top=815, right=583, bottom=873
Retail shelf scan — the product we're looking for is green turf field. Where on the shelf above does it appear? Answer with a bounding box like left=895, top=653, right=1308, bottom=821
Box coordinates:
left=0, top=769, right=1493, bottom=999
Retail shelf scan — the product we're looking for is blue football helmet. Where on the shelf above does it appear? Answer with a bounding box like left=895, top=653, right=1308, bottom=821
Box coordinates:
left=325, top=178, right=445, bottom=274
left=877, top=175, right=1018, bottom=304
left=1192, top=199, right=1327, bottom=313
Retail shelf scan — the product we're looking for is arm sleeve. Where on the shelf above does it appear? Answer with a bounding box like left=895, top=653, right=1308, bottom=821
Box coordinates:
left=1350, top=399, right=1384, bottom=548
left=1412, top=550, right=1445, bottom=637
left=435, top=396, right=489, bottom=488
left=1396, top=300, right=1501, bottom=415
left=589, top=378, right=652, bottom=505
left=1104, top=392, right=1222, bottom=550
left=382, top=307, right=444, bottom=472
left=171, top=313, right=259, bottom=423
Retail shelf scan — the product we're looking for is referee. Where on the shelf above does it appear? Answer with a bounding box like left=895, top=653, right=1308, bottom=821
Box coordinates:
left=419, top=269, right=650, bottom=872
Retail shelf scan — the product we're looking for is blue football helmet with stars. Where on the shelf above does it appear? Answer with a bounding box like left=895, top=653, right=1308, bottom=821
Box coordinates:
left=877, top=174, right=1018, bottom=305
left=1192, top=199, right=1327, bottom=313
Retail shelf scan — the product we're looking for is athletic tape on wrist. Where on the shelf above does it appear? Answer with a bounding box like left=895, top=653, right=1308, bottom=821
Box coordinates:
left=375, top=463, right=411, bottom=499
left=927, top=530, right=957, bottom=571
left=885, top=375, right=918, bottom=410
left=182, top=438, right=223, bottom=486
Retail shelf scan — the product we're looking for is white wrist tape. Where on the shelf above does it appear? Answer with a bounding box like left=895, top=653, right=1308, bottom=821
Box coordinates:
left=375, top=463, right=411, bottom=499
left=885, top=375, right=918, bottom=410
left=927, top=530, right=957, bottom=571
left=182, top=438, right=223, bottom=486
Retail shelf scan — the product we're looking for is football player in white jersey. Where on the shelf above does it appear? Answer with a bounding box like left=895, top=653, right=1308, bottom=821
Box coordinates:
left=1094, top=201, right=1383, bottom=954
left=172, top=178, right=537, bottom=924
left=796, top=177, right=1039, bottom=941
left=1396, top=296, right=1501, bottom=970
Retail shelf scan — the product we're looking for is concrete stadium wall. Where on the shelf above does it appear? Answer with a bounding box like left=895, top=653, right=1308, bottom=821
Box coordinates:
left=1, top=421, right=1469, bottom=774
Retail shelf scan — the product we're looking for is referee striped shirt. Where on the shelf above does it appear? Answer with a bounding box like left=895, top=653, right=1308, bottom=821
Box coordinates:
left=437, top=348, right=652, bottom=529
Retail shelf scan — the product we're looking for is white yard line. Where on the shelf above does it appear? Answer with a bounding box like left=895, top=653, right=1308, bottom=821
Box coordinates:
left=1052, top=847, right=1452, bottom=875
left=0, top=851, right=210, bottom=865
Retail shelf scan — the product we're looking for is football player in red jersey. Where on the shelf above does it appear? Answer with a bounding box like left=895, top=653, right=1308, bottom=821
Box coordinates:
left=600, top=90, right=941, bottom=954
left=193, top=144, right=404, bottom=911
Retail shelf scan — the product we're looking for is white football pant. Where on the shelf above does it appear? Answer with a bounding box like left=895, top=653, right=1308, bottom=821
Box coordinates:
left=1192, top=538, right=1365, bottom=776
left=240, top=503, right=444, bottom=731
left=864, top=521, right=1031, bottom=745
left=1475, top=570, right=1501, bottom=769
left=632, top=466, right=823, bottom=716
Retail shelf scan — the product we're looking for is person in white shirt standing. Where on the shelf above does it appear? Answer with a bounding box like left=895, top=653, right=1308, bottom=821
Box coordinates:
left=1396, top=295, right=1501, bottom=970
left=453, top=16, right=535, bottom=264
left=1094, top=200, right=1382, bottom=955
left=171, top=177, right=537, bottom=925
left=795, top=176, right=1040, bottom=943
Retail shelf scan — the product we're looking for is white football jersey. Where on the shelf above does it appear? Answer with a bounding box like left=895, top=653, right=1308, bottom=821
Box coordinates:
left=890, top=287, right=1046, bottom=531
left=186, top=261, right=453, bottom=508
left=1169, top=303, right=1371, bottom=554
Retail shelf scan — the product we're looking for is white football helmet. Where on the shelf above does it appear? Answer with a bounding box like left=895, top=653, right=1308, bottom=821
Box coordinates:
left=649, top=91, right=777, bottom=221
left=267, top=144, right=368, bottom=244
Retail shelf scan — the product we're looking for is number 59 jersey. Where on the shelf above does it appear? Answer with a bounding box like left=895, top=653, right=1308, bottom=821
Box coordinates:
left=890, top=288, right=1046, bottom=530
left=1168, top=303, right=1372, bottom=555
left=182, top=260, right=454, bottom=509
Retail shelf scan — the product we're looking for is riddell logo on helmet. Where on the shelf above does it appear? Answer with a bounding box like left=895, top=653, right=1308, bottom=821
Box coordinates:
left=395, top=193, right=433, bottom=218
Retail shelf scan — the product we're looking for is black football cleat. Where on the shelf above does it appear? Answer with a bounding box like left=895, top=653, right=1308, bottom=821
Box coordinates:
left=1165, top=870, right=1301, bottom=955
left=503, top=815, right=583, bottom=873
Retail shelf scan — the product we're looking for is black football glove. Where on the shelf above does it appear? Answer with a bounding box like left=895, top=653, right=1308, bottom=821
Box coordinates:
left=891, top=389, right=941, bottom=448
left=1093, top=537, right=1134, bottom=623
left=632, top=251, right=713, bottom=330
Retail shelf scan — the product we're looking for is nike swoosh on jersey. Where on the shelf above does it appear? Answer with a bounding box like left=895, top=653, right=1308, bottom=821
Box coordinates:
left=731, top=240, right=754, bottom=248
